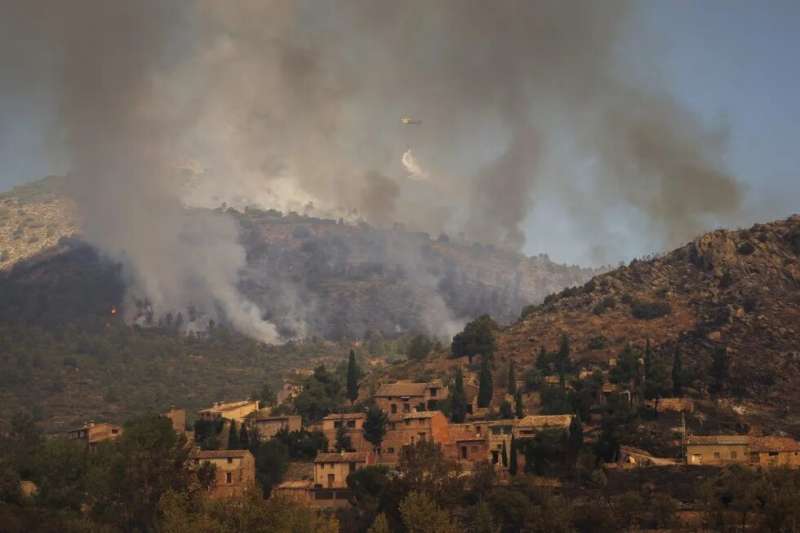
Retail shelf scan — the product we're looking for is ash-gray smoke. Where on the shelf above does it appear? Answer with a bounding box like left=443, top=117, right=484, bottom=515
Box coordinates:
left=2, top=1, right=280, bottom=341
left=2, top=1, right=743, bottom=338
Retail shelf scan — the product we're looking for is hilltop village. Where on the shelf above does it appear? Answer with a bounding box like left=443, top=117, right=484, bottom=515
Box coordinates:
left=52, top=314, right=800, bottom=531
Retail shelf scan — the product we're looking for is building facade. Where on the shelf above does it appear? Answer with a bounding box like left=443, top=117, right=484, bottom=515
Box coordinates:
left=192, top=449, right=256, bottom=499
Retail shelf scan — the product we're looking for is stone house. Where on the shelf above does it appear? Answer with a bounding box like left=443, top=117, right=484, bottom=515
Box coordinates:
left=445, top=429, right=490, bottom=467
left=749, top=437, right=800, bottom=467
left=513, top=414, right=573, bottom=439
left=66, top=422, right=122, bottom=449
left=374, top=380, right=448, bottom=415
left=251, top=413, right=302, bottom=441
left=686, top=435, right=751, bottom=465
left=453, top=419, right=515, bottom=467
left=192, top=449, right=256, bottom=499
left=379, top=410, right=450, bottom=463
left=198, top=400, right=260, bottom=423
left=322, top=412, right=368, bottom=452
left=272, top=480, right=314, bottom=503
left=313, top=451, right=372, bottom=489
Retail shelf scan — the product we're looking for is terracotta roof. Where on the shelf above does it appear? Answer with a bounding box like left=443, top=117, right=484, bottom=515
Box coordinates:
left=516, top=415, right=573, bottom=430
left=323, top=412, right=366, bottom=421
left=403, top=411, right=442, bottom=420
left=193, top=449, right=252, bottom=459
left=751, top=436, right=800, bottom=453
left=314, top=452, right=369, bottom=463
left=275, top=480, right=313, bottom=489
left=655, top=398, right=694, bottom=413
left=199, top=400, right=258, bottom=413
left=686, top=435, right=750, bottom=446
left=375, top=381, right=428, bottom=397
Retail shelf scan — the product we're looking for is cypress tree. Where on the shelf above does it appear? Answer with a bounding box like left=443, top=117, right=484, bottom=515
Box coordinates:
left=644, top=339, right=653, bottom=381
left=364, top=405, right=388, bottom=451
left=501, top=440, right=508, bottom=468
left=514, top=390, right=524, bottom=418
left=239, top=423, right=250, bottom=450
left=507, top=360, right=517, bottom=396
left=227, top=420, right=241, bottom=450
left=672, top=346, right=684, bottom=396
left=478, top=355, right=493, bottom=408
left=451, top=368, right=467, bottom=423
left=346, top=349, right=360, bottom=404
left=509, top=436, right=518, bottom=475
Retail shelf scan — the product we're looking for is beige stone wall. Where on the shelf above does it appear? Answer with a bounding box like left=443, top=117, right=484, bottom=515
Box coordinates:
left=686, top=444, right=749, bottom=465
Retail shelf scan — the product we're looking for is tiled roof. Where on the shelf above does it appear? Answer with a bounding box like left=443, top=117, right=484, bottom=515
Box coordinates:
left=516, top=415, right=573, bottom=430
left=375, top=381, right=428, bottom=397
left=314, top=452, right=369, bottom=463
left=751, top=436, right=800, bottom=452
left=686, top=435, right=750, bottom=446
left=323, top=412, right=366, bottom=420
left=193, top=449, right=252, bottom=459
left=199, top=400, right=257, bottom=413
left=255, top=414, right=300, bottom=422
left=403, top=411, right=441, bottom=420
left=275, top=480, right=313, bottom=489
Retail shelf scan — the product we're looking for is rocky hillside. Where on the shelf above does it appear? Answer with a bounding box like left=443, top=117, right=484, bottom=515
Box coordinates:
left=0, top=177, right=599, bottom=338
left=0, top=177, right=77, bottom=270
left=499, top=215, right=800, bottom=411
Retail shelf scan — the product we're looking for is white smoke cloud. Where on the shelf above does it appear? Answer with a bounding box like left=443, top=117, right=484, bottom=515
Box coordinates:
left=401, top=149, right=430, bottom=181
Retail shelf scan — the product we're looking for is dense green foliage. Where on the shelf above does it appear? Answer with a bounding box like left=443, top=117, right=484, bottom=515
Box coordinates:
left=364, top=406, right=388, bottom=450
left=346, top=350, right=361, bottom=404
left=449, top=368, right=467, bottom=423
left=406, top=334, right=433, bottom=361
left=451, top=315, right=496, bottom=363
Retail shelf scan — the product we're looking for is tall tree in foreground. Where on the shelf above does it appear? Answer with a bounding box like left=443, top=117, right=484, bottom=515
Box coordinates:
left=557, top=334, right=571, bottom=388
left=347, top=349, right=361, bottom=404
left=478, top=355, right=493, bottom=408
left=399, top=491, right=459, bottom=533
left=672, top=346, right=684, bottom=396
left=450, top=368, right=467, bottom=423
left=364, top=405, right=388, bottom=452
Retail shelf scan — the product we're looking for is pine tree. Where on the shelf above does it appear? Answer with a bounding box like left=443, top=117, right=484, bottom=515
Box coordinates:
left=507, top=360, right=517, bottom=396
left=335, top=424, right=352, bottom=452
left=346, top=349, right=360, bottom=404
left=478, top=355, right=493, bottom=408
left=450, top=368, right=467, bottom=423
left=514, top=390, right=524, bottom=418
left=509, top=436, right=518, bottom=475
left=672, top=346, right=684, bottom=396
left=364, top=405, right=388, bottom=451
left=568, top=414, right=584, bottom=457
left=227, top=420, right=241, bottom=450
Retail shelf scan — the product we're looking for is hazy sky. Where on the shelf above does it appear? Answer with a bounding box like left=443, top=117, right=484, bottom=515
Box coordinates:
left=1, top=1, right=798, bottom=264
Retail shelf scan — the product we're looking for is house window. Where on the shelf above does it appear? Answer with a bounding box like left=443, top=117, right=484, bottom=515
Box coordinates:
left=731, top=451, right=737, bottom=459
left=111, top=429, right=119, bottom=435
left=403, top=403, right=411, bottom=413
left=226, top=472, right=232, bottom=484
left=405, top=419, right=410, bottom=426
left=714, top=452, right=721, bottom=459
left=461, top=446, right=468, bottom=459
left=418, top=432, right=426, bottom=440
left=391, top=404, right=397, bottom=414
left=349, top=462, right=357, bottom=473
left=327, top=474, right=335, bottom=488
left=334, top=421, right=342, bottom=428
left=227, top=458, right=233, bottom=464
left=387, top=447, right=395, bottom=454
left=347, top=420, right=355, bottom=428
left=430, top=388, right=438, bottom=397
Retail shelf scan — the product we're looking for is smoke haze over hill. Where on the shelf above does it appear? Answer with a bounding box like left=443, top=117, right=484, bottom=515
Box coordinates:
left=1, top=1, right=743, bottom=339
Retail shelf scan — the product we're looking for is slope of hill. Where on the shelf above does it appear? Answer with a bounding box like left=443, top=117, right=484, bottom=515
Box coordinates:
left=500, top=215, right=800, bottom=408
left=0, top=177, right=600, bottom=338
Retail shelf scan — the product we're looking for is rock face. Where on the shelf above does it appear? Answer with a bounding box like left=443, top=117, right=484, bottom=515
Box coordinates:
left=0, top=177, right=600, bottom=338
left=501, top=214, right=800, bottom=409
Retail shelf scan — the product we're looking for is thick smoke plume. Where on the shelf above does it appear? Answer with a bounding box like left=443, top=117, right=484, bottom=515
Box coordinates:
left=2, top=1, right=742, bottom=338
